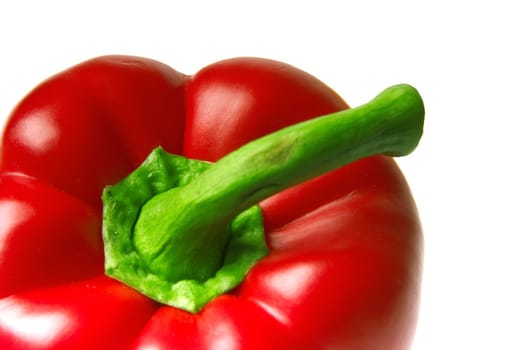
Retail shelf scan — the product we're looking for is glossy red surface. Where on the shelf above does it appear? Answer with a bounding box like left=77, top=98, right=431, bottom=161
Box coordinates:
left=0, top=56, right=422, bottom=349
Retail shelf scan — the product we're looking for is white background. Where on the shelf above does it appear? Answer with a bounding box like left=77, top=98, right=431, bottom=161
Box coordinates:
left=1, top=1, right=524, bottom=349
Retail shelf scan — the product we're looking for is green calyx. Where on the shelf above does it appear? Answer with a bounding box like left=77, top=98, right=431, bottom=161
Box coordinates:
left=102, top=149, right=268, bottom=313
left=102, top=83, right=425, bottom=314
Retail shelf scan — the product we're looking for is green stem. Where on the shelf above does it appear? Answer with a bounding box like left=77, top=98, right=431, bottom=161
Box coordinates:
left=132, top=84, right=424, bottom=283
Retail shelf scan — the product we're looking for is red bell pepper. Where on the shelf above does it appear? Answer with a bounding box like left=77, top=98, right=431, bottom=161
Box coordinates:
left=0, top=56, right=424, bottom=349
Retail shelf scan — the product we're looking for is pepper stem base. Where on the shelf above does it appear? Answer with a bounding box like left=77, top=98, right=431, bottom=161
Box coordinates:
left=102, top=148, right=269, bottom=313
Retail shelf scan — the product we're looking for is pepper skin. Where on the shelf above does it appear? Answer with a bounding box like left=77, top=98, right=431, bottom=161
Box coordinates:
left=0, top=56, right=422, bottom=349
